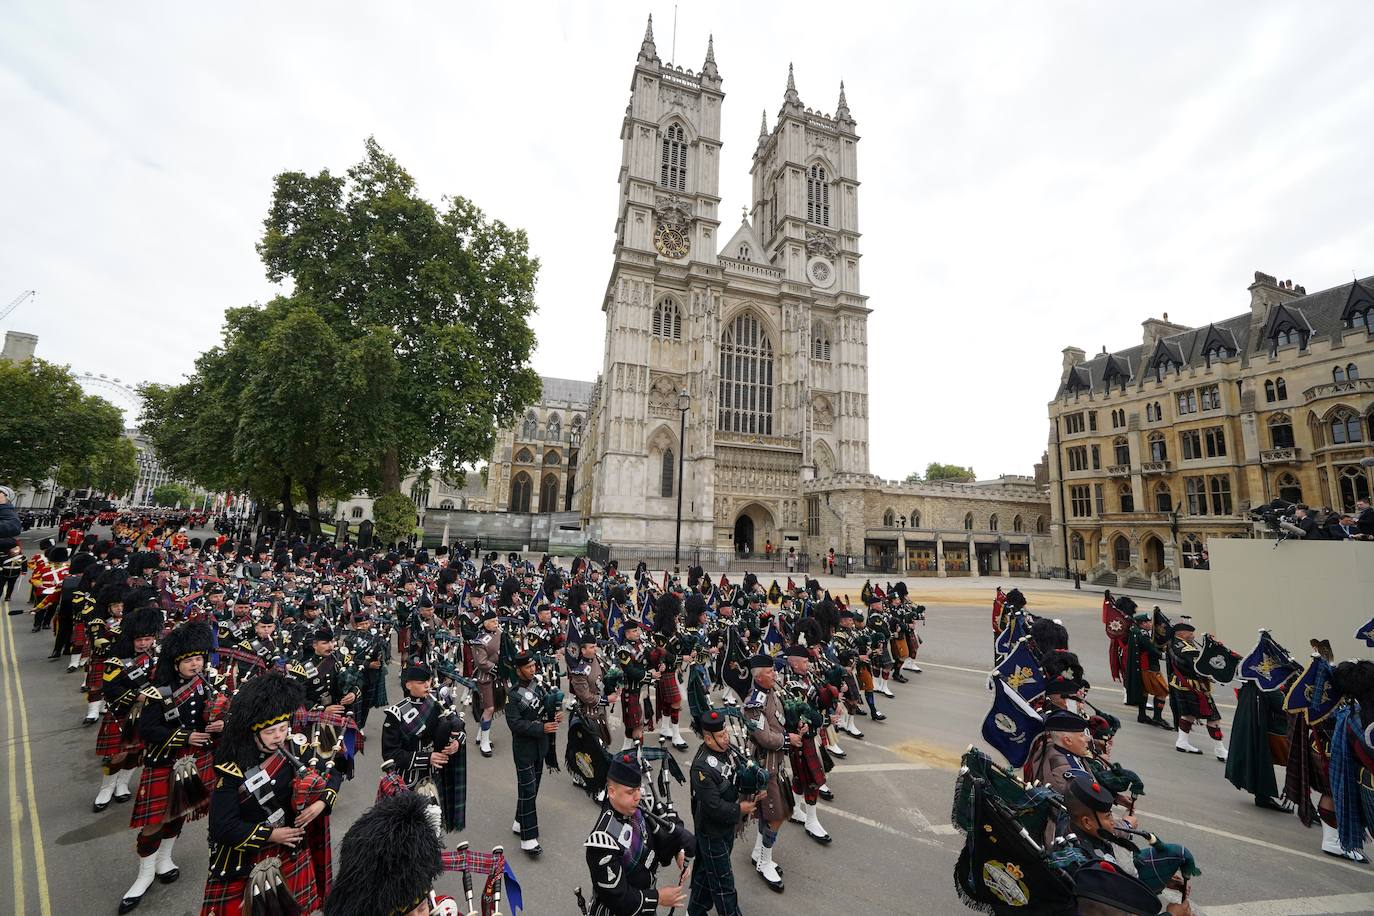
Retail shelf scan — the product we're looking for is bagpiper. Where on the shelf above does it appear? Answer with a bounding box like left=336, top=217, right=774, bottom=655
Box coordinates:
left=93, top=604, right=162, bottom=812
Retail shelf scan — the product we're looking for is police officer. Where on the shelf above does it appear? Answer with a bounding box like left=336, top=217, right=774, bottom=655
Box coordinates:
left=688, top=709, right=757, bottom=916
left=507, top=653, right=559, bottom=855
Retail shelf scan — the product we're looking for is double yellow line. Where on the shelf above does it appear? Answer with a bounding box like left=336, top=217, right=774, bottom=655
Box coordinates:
left=1, top=592, right=53, bottom=915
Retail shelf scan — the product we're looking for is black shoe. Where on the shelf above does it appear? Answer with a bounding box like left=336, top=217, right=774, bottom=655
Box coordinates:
left=117, top=894, right=144, bottom=914
left=1136, top=712, right=1150, bottom=724
left=156, top=868, right=179, bottom=885
left=113, top=791, right=132, bottom=804
left=47, top=651, right=60, bottom=659
left=818, top=787, right=834, bottom=801
left=83, top=715, right=97, bottom=726
left=853, top=707, right=868, bottom=717
left=871, top=710, right=887, bottom=722
left=892, top=672, right=909, bottom=684
left=93, top=800, right=110, bottom=813
left=522, top=843, right=542, bottom=857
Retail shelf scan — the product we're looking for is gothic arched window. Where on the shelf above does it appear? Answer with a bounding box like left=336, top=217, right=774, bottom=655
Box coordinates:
left=515, top=448, right=533, bottom=464
left=538, top=473, right=559, bottom=513
left=660, top=123, right=687, bottom=191
left=1276, top=378, right=1287, bottom=400
left=989, top=513, right=999, bottom=531
left=964, top=512, right=974, bottom=531
left=510, top=472, right=532, bottom=513
left=521, top=411, right=538, bottom=439
left=660, top=449, right=675, bottom=498
left=546, top=413, right=561, bottom=439
left=806, top=163, right=830, bottom=226
left=1331, top=409, right=1363, bottom=445
left=718, top=312, right=774, bottom=435
left=1013, top=514, right=1023, bottom=533
left=910, top=510, right=921, bottom=528
left=1269, top=413, right=1294, bottom=449
left=882, top=508, right=895, bottom=527
left=811, top=322, right=832, bottom=361
left=653, top=298, right=682, bottom=339
left=1276, top=473, right=1302, bottom=504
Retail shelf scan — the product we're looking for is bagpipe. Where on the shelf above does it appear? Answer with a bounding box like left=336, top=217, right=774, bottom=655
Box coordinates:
left=714, top=707, right=772, bottom=799
left=166, top=672, right=232, bottom=820
left=443, top=841, right=522, bottom=916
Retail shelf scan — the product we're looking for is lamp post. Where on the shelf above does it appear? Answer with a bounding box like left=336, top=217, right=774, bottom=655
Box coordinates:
left=674, top=389, right=690, bottom=567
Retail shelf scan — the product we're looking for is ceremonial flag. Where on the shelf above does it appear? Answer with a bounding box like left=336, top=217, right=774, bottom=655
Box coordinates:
left=981, top=676, right=1045, bottom=768
left=1151, top=606, right=1172, bottom=648
left=566, top=616, right=582, bottom=647
left=994, top=612, right=1024, bottom=660
left=719, top=573, right=729, bottom=590
left=1356, top=615, right=1374, bottom=648
left=990, top=638, right=1046, bottom=703
left=954, top=777, right=1074, bottom=913
left=1103, top=598, right=1131, bottom=683
left=762, top=620, right=783, bottom=654
left=503, top=858, right=524, bottom=913
left=606, top=599, right=622, bottom=637
left=992, top=586, right=1006, bottom=634
left=1284, top=654, right=1339, bottom=723
left=786, top=577, right=797, bottom=592
left=640, top=589, right=654, bottom=627
left=1240, top=630, right=1303, bottom=691
left=530, top=583, right=544, bottom=607
left=1196, top=634, right=1242, bottom=684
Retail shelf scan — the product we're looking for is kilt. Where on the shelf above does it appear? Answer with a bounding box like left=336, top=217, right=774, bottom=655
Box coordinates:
left=759, top=770, right=795, bottom=824
left=1173, top=686, right=1219, bottom=723
left=655, top=671, right=681, bottom=710
left=96, top=714, right=143, bottom=759
left=199, top=843, right=319, bottom=916
left=130, top=750, right=215, bottom=828
left=857, top=667, right=875, bottom=692
left=890, top=638, right=909, bottom=661
left=85, top=658, right=105, bottom=698
left=621, top=687, right=646, bottom=735
left=1140, top=670, right=1169, bottom=700
left=789, top=737, right=825, bottom=793
left=478, top=679, right=496, bottom=712
left=304, top=818, right=333, bottom=902
left=906, top=633, right=921, bottom=657
left=72, top=621, right=87, bottom=653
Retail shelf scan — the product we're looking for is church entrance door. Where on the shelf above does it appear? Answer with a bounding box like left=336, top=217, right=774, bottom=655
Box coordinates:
left=733, top=515, right=755, bottom=557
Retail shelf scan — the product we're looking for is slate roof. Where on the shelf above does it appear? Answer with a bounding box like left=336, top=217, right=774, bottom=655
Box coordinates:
left=1054, top=275, right=1374, bottom=397
left=540, top=376, right=596, bottom=406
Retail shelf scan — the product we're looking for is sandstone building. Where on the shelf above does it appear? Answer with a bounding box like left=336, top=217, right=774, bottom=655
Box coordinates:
left=1047, top=271, right=1374, bottom=587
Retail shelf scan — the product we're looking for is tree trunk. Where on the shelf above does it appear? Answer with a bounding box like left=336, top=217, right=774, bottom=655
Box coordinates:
left=304, top=470, right=322, bottom=538
left=380, top=447, right=403, bottom=494
left=279, top=474, right=295, bottom=536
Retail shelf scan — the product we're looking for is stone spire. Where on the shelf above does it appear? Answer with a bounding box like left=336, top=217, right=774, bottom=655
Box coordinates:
left=784, top=62, right=801, bottom=107
left=639, top=13, right=659, bottom=63
left=701, top=34, right=719, bottom=80
left=758, top=109, right=768, bottom=140
left=836, top=80, right=852, bottom=122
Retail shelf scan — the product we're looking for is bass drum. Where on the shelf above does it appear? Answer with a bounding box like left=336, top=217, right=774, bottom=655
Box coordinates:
left=565, top=713, right=611, bottom=798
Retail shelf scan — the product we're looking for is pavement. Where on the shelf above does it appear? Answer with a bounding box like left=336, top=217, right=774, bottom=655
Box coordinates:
left=2, top=529, right=1372, bottom=914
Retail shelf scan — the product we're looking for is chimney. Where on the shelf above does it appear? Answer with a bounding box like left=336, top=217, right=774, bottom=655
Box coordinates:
left=1249, top=271, right=1300, bottom=322
left=1061, top=346, right=1086, bottom=382
left=1141, top=315, right=1190, bottom=353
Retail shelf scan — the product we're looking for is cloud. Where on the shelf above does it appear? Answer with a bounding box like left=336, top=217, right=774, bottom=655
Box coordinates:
left=3, top=1, right=1372, bottom=482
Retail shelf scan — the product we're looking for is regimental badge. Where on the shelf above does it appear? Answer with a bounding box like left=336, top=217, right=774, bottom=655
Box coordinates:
left=1006, top=666, right=1035, bottom=691
left=982, top=860, right=1031, bottom=906
left=1257, top=656, right=1280, bottom=677
left=575, top=751, right=594, bottom=778
left=1107, top=620, right=1125, bottom=636
left=1208, top=655, right=1226, bottom=670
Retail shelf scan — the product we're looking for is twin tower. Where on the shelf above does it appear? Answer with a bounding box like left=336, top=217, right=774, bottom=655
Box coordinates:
left=580, top=16, right=873, bottom=560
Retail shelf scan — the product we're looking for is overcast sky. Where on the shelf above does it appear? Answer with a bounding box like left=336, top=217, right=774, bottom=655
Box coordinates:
left=5, top=2, right=1374, bottom=481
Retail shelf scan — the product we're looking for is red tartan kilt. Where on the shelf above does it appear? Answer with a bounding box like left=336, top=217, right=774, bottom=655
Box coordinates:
left=199, top=843, right=320, bottom=916
left=96, top=715, right=143, bottom=758
left=655, top=673, right=681, bottom=709
left=85, top=659, right=105, bottom=696
left=130, top=749, right=215, bottom=828
left=621, top=691, right=644, bottom=734
left=72, top=622, right=87, bottom=652
left=790, top=738, right=825, bottom=792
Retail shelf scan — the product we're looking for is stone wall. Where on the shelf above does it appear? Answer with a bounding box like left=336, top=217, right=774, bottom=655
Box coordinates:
left=421, top=509, right=587, bottom=555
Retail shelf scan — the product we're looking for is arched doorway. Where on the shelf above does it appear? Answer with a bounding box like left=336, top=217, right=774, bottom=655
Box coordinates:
left=1112, top=535, right=1131, bottom=570
left=1141, top=534, right=1166, bottom=574
left=733, top=515, right=755, bottom=557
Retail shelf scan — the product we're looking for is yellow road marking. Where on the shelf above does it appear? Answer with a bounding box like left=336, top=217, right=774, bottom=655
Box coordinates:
left=3, top=604, right=51, bottom=913
left=2, top=603, right=27, bottom=915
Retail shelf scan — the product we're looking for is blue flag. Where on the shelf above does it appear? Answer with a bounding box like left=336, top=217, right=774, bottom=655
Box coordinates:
left=1284, top=654, right=1339, bottom=723
left=1239, top=630, right=1302, bottom=692
left=763, top=620, right=783, bottom=654
left=641, top=589, right=654, bottom=627
left=989, top=638, right=1046, bottom=702
left=504, top=858, right=523, bottom=913
left=981, top=676, right=1044, bottom=768
left=606, top=600, right=622, bottom=638
left=530, top=583, right=544, bottom=607
left=994, top=613, right=1024, bottom=661
left=1356, top=615, right=1374, bottom=649
left=566, top=616, right=582, bottom=648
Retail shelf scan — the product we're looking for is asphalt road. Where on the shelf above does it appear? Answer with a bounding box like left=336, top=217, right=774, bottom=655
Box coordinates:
left=2, top=533, right=1372, bottom=915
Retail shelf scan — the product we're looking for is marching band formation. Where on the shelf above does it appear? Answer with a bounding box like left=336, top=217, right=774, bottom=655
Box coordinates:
left=18, top=515, right=930, bottom=916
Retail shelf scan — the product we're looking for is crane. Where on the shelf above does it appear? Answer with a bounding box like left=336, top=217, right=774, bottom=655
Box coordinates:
left=0, top=290, right=36, bottom=323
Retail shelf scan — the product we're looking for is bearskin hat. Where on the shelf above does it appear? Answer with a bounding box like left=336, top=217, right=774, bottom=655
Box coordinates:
left=684, top=592, right=707, bottom=619
left=1333, top=660, right=1374, bottom=723
left=112, top=605, right=164, bottom=658
left=1004, top=587, right=1027, bottom=611
left=96, top=583, right=129, bottom=612
left=123, top=585, right=160, bottom=611
left=1041, top=648, right=1084, bottom=685
left=1029, top=617, right=1070, bottom=656
left=216, top=670, right=305, bottom=770
left=795, top=616, right=824, bottom=649
left=153, top=621, right=215, bottom=686
left=325, top=792, right=443, bottom=916
left=654, top=592, right=681, bottom=634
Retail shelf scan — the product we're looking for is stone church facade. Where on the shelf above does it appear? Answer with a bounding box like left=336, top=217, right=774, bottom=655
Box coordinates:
left=579, top=19, right=873, bottom=560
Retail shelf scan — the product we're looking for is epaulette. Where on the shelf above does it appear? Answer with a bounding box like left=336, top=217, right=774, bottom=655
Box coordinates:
left=286, top=661, right=307, bottom=678
left=140, top=684, right=163, bottom=701
left=585, top=829, right=619, bottom=851
left=744, top=688, right=765, bottom=710
left=215, top=761, right=243, bottom=778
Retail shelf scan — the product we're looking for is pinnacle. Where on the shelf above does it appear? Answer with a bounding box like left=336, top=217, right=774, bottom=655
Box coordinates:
left=702, top=33, right=719, bottom=79
left=784, top=62, right=801, bottom=106
left=836, top=80, right=851, bottom=120
left=640, top=13, right=658, bottom=61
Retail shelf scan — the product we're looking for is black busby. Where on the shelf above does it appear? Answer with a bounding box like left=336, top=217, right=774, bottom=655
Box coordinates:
left=216, top=670, right=305, bottom=771
left=111, top=605, right=164, bottom=658
left=325, top=792, right=443, bottom=916
left=153, top=621, right=215, bottom=686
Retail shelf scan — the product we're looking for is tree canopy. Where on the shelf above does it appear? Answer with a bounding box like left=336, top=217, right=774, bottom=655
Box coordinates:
left=140, top=138, right=541, bottom=543
left=0, top=357, right=126, bottom=487
left=151, top=483, right=192, bottom=508
left=909, top=462, right=977, bottom=483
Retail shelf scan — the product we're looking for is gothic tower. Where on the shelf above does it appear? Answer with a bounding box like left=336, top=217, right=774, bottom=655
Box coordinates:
left=586, top=17, right=722, bottom=551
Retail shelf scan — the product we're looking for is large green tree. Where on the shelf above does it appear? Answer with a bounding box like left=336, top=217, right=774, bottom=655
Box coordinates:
left=55, top=435, right=138, bottom=497
left=151, top=483, right=192, bottom=507
left=0, top=357, right=125, bottom=486
left=258, top=139, right=542, bottom=529
left=924, top=462, right=977, bottom=482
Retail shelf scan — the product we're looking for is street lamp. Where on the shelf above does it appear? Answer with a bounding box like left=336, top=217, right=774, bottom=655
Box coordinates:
left=674, top=389, right=690, bottom=567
